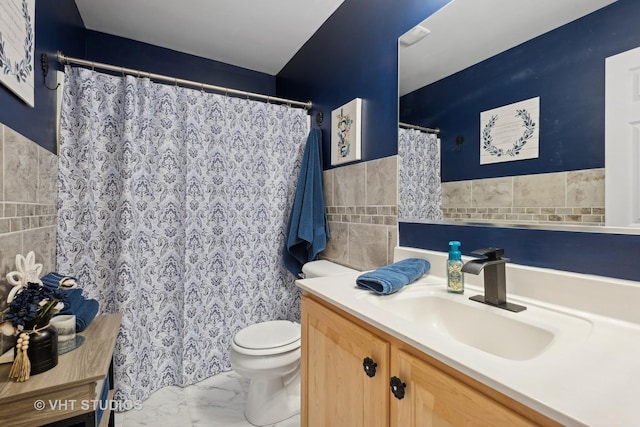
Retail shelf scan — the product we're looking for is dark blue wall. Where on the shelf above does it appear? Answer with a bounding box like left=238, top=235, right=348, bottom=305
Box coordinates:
left=0, top=1, right=277, bottom=155
left=400, top=222, right=640, bottom=281
left=0, top=0, right=85, bottom=153
left=400, top=0, right=640, bottom=182
left=279, top=0, right=640, bottom=282
left=84, top=31, right=276, bottom=96
left=277, top=0, right=452, bottom=170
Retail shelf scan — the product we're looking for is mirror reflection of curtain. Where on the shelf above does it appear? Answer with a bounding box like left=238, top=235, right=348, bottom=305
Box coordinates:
left=398, top=128, right=443, bottom=221
left=57, top=66, right=309, bottom=403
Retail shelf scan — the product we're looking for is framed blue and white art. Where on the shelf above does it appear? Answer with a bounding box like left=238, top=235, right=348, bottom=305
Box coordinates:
left=0, top=0, right=35, bottom=107
left=331, top=98, right=362, bottom=165
left=480, top=97, right=539, bottom=165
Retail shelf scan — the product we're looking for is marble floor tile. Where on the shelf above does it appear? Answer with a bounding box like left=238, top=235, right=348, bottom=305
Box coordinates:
left=273, top=414, right=301, bottom=427
left=118, top=385, right=190, bottom=426
left=188, top=372, right=251, bottom=426
left=115, top=371, right=300, bottom=427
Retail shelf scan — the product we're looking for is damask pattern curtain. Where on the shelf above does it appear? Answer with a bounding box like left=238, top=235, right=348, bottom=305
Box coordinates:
left=57, top=66, right=308, bottom=403
left=398, top=128, right=443, bottom=221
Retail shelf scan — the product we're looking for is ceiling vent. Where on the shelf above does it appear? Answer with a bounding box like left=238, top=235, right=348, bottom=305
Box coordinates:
left=399, top=25, right=430, bottom=47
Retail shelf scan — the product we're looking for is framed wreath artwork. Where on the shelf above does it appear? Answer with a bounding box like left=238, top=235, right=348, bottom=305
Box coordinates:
left=331, top=98, right=362, bottom=165
left=0, top=0, right=35, bottom=107
left=480, top=97, right=539, bottom=165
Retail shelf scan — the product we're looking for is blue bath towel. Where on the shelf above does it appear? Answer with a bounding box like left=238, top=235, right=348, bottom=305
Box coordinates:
left=69, top=298, right=100, bottom=332
left=42, top=272, right=99, bottom=332
left=356, top=258, right=431, bottom=295
left=283, top=128, right=330, bottom=277
left=41, top=272, right=78, bottom=289
left=59, top=288, right=99, bottom=332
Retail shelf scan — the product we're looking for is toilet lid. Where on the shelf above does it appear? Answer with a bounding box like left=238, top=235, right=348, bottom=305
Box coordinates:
left=234, top=320, right=300, bottom=350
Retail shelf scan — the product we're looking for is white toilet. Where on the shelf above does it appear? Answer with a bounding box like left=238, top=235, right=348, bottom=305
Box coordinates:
left=230, top=260, right=358, bottom=426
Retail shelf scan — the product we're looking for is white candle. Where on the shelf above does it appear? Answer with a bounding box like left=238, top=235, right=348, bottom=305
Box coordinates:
left=50, top=314, right=76, bottom=353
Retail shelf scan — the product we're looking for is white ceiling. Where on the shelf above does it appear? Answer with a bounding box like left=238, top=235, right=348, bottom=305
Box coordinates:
left=399, top=0, right=618, bottom=96
left=73, top=0, right=617, bottom=88
left=74, top=0, right=345, bottom=76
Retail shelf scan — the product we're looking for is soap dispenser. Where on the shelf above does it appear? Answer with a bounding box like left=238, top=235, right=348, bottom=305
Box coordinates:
left=447, top=241, right=464, bottom=293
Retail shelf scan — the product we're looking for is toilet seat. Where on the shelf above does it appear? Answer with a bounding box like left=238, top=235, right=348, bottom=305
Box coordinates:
left=232, top=320, right=301, bottom=356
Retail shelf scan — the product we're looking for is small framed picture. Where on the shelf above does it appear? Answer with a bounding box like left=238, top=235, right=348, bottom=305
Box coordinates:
left=331, top=98, right=362, bottom=165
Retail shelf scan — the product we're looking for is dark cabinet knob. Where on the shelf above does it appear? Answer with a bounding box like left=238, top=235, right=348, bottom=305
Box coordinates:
left=390, top=376, right=406, bottom=400
left=363, top=357, right=377, bottom=377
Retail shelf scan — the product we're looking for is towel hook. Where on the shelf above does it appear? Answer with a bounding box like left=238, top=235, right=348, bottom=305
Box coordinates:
left=41, top=54, right=60, bottom=91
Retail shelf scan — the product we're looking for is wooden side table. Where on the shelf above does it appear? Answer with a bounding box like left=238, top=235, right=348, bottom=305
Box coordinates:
left=0, top=313, right=122, bottom=427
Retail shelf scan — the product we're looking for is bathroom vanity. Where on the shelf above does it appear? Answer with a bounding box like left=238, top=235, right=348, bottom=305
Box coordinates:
left=296, top=247, right=640, bottom=426
left=301, top=294, right=555, bottom=426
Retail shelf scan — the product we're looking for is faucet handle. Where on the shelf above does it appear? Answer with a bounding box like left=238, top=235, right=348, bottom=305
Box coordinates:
left=470, top=247, right=504, bottom=260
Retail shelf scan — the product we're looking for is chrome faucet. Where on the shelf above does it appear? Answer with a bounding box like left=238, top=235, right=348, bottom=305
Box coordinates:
left=461, top=248, right=526, bottom=313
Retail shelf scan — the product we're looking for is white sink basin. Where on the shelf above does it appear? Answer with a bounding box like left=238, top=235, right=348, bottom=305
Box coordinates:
left=359, top=285, right=592, bottom=361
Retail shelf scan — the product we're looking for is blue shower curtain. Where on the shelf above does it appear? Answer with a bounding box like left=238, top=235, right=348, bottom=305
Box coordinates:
left=57, top=66, right=309, bottom=403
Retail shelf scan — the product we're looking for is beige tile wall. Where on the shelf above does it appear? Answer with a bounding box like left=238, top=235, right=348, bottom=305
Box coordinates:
left=442, top=169, right=605, bottom=226
left=0, top=124, right=58, bottom=279
left=321, top=156, right=398, bottom=271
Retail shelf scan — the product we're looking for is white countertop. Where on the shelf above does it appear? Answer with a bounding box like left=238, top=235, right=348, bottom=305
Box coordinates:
left=296, top=247, right=640, bottom=427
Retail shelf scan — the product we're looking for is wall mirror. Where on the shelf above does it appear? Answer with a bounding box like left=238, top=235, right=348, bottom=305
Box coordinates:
left=398, top=0, right=640, bottom=234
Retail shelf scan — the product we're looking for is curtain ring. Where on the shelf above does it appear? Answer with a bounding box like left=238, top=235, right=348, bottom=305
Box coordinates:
left=174, top=77, right=178, bottom=87
left=266, top=96, right=271, bottom=104
left=120, top=67, right=125, bottom=77
left=200, top=82, right=205, bottom=93
left=91, top=62, right=95, bottom=71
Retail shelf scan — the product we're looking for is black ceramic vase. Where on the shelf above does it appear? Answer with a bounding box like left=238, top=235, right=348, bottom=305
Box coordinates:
left=15, top=320, right=59, bottom=375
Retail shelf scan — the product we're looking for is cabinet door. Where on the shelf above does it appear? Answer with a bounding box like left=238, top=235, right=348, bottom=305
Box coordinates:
left=391, top=349, right=537, bottom=427
left=302, top=296, right=389, bottom=427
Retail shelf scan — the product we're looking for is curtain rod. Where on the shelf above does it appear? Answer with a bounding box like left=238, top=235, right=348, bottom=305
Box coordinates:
left=56, top=51, right=312, bottom=110
left=399, top=122, right=440, bottom=135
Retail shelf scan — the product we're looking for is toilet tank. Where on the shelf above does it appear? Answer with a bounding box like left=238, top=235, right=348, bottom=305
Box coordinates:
left=301, top=260, right=358, bottom=278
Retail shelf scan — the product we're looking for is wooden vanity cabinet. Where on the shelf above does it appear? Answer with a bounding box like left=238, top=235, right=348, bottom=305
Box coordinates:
left=392, top=348, right=539, bottom=426
left=302, top=293, right=389, bottom=427
left=301, top=294, right=561, bottom=427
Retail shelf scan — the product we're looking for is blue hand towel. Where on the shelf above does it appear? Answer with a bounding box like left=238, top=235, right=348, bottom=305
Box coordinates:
left=283, top=128, right=330, bottom=277
left=356, top=258, right=431, bottom=295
